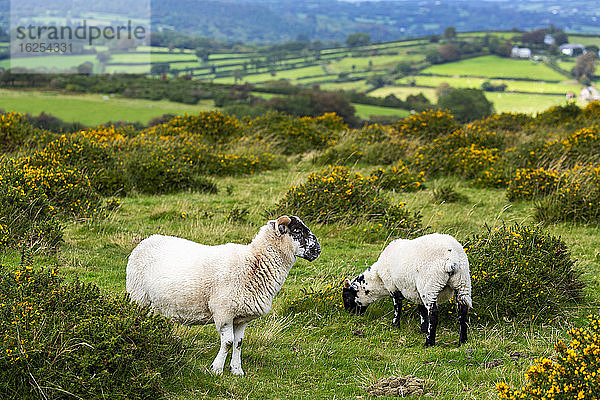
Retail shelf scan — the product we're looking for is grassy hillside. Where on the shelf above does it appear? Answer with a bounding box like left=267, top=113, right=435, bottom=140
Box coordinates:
left=0, top=89, right=214, bottom=125
left=1, top=102, right=599, bottom=399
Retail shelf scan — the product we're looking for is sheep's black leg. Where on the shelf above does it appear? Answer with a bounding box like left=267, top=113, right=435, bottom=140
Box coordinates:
left=418, top=304, right=428, bottom=333
left=424, top=302, right=438, bottom=348
left=458, top=303, right=468, bottom=346
left=391, top=291, right=404, bottom=327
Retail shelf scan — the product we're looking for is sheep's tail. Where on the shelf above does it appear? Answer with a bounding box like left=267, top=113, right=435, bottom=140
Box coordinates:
left=445, top=249, right=473, bottom=309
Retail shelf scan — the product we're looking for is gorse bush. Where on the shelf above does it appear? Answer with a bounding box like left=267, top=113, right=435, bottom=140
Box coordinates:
left=0, top=161, right=62, bottom=251
left=272, top=166, right=423, bottom=239
left=410, top=125, right=508, bottom=187
left=26, top=132, right=128, bottom=196
left=507, top=168, right=561, bottom=201
left=0, top=264, right=184, bottom=399
left=248, top=112, right=345, bottom=154
left=146, top=111, right=242, bottom=144
left=393, top=108, right=458, bottom=140
left=0, top=112, right=36, bottom=151
left=124, top=143, right=218, bottom=194
left=471, top=112, right=534, bottom=133
left=497, top=314, right=600, bottom=400
left=535, top=165, right=600, bottom=223
left=314, top=124, right=408, bottom=166
left=369, top=160, right=425, bottom=192
left=464, top=224, right=582, bottom=322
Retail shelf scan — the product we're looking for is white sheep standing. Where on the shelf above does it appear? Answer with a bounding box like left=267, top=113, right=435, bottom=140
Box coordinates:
left=342, top=233, right=471, bottom=347
left=126, top=216, right=321, bottom=375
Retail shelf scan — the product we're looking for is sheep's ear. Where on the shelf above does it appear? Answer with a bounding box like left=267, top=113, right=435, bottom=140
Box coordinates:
left=343, top=279, right=351, bottom=289
left=273, top=215, right=291, bottom=237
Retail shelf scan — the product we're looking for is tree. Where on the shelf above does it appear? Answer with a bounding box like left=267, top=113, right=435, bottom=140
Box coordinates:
left=573, top=52, right=598, bottom=82
left=553, top=30, right=569, bottom=46
left=520, top=29, right=546, bottom=45
left=195, top=48, right=210, bottom=63
left=435, top=82, right=454, bottom=98
left=77, top=62, right=94, bottom=75
left=151, top=63, right=170, bottom=76
left=345, top=33, right=371, bottom=47
left=443, top=26, right=457, bottom=40
left=437, top=43, right=461, bottom=62
left=438, top=88, right=494, bottom=122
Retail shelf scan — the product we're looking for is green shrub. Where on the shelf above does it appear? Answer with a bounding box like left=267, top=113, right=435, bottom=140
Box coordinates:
left=471, top=112, right=534, bottom=133
left=463, top=224, right=583, bottom=323
left=314, top=124, right=408, bottom=166
left=369, top=160, right=425, bottom=192
left=393, top=109, right=458, bottom=140
left=535, top=102, right=582, bottom=127
left=272, top=166, right=423, bottom=239
left=497, top=314, right=600, bottom=400
left=248, top=112, right=345, bottom=154
left=507, top=168, right=561, bottom=201
left=0, top=162, right=62, bottom=251
left=146, top=111, right=242, bottom=144
left=125, top=145, right=217, bottom=194
left=431, top=184, right=469, bottom=203
left=0, top=264, right=183, bottom=399
left=535, top=165, right=600, bottom=223
left=0, top=112, right=36, bottom=151
left=26, top=131, right=128, bottom=196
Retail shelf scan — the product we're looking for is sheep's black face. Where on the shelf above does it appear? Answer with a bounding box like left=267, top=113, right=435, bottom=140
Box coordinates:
left=343, top=285, right=368, bottom=315
left=288, top=216, right=321, bottom=261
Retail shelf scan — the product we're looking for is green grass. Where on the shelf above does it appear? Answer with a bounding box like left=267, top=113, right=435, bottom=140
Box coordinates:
left=396, top=75, right=583, bottom=94
left=6, top=163, right=597, bottom=399
left=567, top=35, right=600, bottom=47
left=421, top=55, right=568, bottom=81
left=0, top=89, right=215, bottom=125
left=369, top=85, right=584, bottom=113
left=353, top=103, right=410, bottom=119
left=213, top=65, right=327, bottom=84
left=482, top=92, right=576, bottom=114
left=0, top=54, right=99, bottom=72
left=327, top=54, right=423, bottom=74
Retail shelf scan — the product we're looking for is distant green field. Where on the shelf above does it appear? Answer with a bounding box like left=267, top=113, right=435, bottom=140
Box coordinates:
left=421, top=55, right=567, bottom=81
left=0, top=89, right=214, bottom=125
left=327, top=54, right=423, bottom=74
left=213, top=65, right=327, bottom=84
left=0, top=55, right=98, bottom=72
left=396, top=75, right=583, bottom=94
left=352, top=103, right=410, bottom=119
left=483, top=92, right=575, bottom=114
left=370, top=86, right=438, bottom=103
left=317, top=81, right=372, bottom=92
left=568, top=35, right=600, bottom=47
left=370, top=85, right=583, bottom=114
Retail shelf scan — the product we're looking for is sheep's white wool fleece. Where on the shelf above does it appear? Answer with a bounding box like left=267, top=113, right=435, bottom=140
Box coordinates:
left=372, top=233, right=472, bottom=307
left=126, top=225, right=295, bottom=325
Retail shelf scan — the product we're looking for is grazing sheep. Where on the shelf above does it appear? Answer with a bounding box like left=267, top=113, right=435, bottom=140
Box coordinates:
left=343, top=233, right=471, bottom=347
left=126, top=216, right=321, bottom=375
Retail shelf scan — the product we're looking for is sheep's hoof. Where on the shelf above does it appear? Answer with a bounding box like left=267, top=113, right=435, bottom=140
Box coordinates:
left=230, top=366, right=245, bottom=376
left=424, top=342, right=435, bottom=348
left=210, top=365, right=224, bottom=375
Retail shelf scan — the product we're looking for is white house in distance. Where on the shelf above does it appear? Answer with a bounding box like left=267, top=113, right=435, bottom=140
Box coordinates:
left=511, top=46, right=532, bottom=59
left=560, top=44, right=585, bottom=56
left=580, top=86, right=600, bottom=102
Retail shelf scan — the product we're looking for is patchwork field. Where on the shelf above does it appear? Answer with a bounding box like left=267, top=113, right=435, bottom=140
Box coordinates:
left=0, top=89, right=215, bottom=125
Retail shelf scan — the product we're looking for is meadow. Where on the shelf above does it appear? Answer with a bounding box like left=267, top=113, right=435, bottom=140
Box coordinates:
left=0, top=89, right=215, bottom=125
left=1, top=101, right=599, bottom=399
